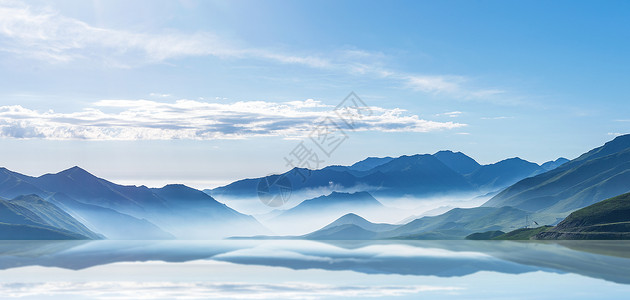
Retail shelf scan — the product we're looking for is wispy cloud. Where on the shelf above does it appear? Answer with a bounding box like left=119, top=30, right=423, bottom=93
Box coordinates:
left=0, top=99, right=466, bottom=140
left=0, top=281, right=462, bottom=299
left=0, top=1, right=327, bottom=68
left=480, top=116, right=513, bottom=120
left=436, top=111, right=463, bottom=118
left=608, top=132, right=628, bottom=137
left=0, top=1, right=508, bottom=101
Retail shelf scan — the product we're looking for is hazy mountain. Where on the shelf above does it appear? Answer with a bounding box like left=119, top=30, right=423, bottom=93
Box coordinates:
left=0, top=166, right=267, bottom=239
left=10, top=194, right=102, bottom=239
left=299, top=205, right=560, bottom=240
left=0, top=168, right=46, bottom=199
left=150, top=184, right=268, bottom=239
left=541, top=157, right=570, bottom=171
left=536, top=192, right=630, bottom=240
left=362, top=154, right=475, bottom=196
left=272, top=191, right=383, bottom=221
left=317, top=213, right=397, bottom=233
left=303, top=224, right=378, bottom=239
left=34, top=166, right=168, bottom=216
left=209, top=152, right=547, bottom=200
left=302, top=213, right=397, bottom=239
left=0, top=195, right=99, bottom=240
left=433, top=150, right=481, bottom=175
left=347, top=156, right=394, bottom=171
left=466, top=157, right=543, bottom=191
left=48, top=193, right=174, bottom=240
left=379, top=206, right=535, bottom=239
left=483, top=135, right=630, bottom=213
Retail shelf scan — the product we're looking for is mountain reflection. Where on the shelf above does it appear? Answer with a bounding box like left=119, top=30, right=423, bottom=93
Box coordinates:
left=1, top=240, right=629, bottom=284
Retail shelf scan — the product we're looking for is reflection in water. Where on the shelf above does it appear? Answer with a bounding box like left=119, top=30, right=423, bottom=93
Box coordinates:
left=1, top=240, right=630, bottom=285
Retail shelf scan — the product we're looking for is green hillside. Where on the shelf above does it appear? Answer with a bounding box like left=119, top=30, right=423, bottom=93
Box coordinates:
left=536, top=192, right=630, bottom=240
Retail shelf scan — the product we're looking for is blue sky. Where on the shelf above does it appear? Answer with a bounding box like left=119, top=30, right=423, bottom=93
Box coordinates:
left=0, top=0, right=628, bottom=188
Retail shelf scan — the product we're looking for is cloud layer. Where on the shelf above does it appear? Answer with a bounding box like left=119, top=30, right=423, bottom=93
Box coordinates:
left=0, top=99, right=466, bottom=140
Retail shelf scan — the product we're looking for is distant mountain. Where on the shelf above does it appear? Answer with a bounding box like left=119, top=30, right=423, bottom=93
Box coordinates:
left=300, top=206, right=559, bottom=240
left=541, top=157, right=570, bottom=171
left=536, top=192, right=630, bottom=240
left=466, top=157, right=542, bottom=191
left=483, top=135, right=630, bottom=213
left=272, top=191, right=383, bottom=221
left=0, top=166, right=267, bottom=239
left=433, top=150, right=481, bottom=175
left=47, top=193, right=174, bottom=240
left=380, top=206, right=535, bottom=239
left=0, top=168, right=46, bottom=199
left=0, top=195, right=99, bottom=240
left=362, top=154, right=475, bottom=195
left=209, top=151, right=552, bottom=200
left=10, top=194, right=101, bottom=239
left=347, top=156, right=393, bottom=171
left=35, top=166, right=168, bottom=216
left=303, top=224, right=378, bottom=240
left=149, top=184, right=267, bottom=239
left=318, top=213, right=397, bottom=233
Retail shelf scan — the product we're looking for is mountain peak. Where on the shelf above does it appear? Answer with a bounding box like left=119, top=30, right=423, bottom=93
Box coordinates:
left=433, top=150, right=480, bottom=175
left=58, top=166, right=92, bottom=176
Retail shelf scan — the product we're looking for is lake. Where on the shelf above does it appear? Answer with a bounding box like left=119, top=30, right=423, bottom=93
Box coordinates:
left=1, top=240, right=629, bottom=299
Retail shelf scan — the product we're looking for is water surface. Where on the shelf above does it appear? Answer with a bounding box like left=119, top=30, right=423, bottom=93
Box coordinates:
left=1, top=240, right=629, bottom=299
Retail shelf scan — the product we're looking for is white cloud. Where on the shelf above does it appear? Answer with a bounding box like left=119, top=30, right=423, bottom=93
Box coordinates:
left=607, top=132, right=627, bottom=137
left=0, top=99, right=466, bottom=140
left=0, top=1, right=509, bottom=101
left=0, top=1, right=328, bottom=68
left=480, top=116, right=513, bottom=120
left=0, top=281, right=461, bottom=299
left=436, top=111, right=463, bottom=118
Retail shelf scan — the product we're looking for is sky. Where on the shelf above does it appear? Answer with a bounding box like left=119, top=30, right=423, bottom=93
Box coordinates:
left=0, top=0, right=628, bottom=188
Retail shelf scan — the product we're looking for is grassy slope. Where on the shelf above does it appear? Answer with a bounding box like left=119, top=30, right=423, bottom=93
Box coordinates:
left=536, top=192, right=630, bottom=240
left=0, top=222, right=87, bottom=240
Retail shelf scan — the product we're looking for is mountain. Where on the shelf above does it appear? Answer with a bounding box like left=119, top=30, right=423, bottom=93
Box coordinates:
left=536, top=192, right=630, bottom=240
left=483, top=135, right=630, bottom=213
left=262, top=191, right=390, bottom=235
left=0, top=195, right=99, bottom=240
left=272, top=191, right=383, bottom=220
left=318, top=213, right=397, bottom=232
left=299, top=205, right=559, bottom=240
left=34, top=166, right=168, bottom=216
left=149, top=184, right=268, bottom=239
left=347, top=156, right=393, bottom=171
left=380, top=206, right=535, bottom=239
left=10, top=194, right=102, bottom=239
left=433, top=150, right=481, bottom=175
left=0, top=166, right=267, bottom=239
left=47, top=193, right=174, bottom=240
left=0, top=168, right=46, bottom=199
left=361, top=154, right=475, bottom=195
left=209, top=152, right=547, bottom=200
left=303, top=224, right=378, bottom=240
left=541, top=157, right=570, bottom=171
left=466, top=157, right=543, bottom=191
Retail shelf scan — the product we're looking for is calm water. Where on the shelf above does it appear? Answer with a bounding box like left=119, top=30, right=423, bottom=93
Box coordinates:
left=1, top=240, right=630, bottom=299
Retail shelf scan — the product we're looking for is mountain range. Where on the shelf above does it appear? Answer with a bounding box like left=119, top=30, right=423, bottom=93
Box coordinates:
left=483, top=135, right=630, bottom=213
left=208, top=151, right=567, bottom=200
left=259, top=134, right=630, bottom=240
left=2, top=134, right=630, bottom=240
left=0, top=166, right=266, bottom=239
